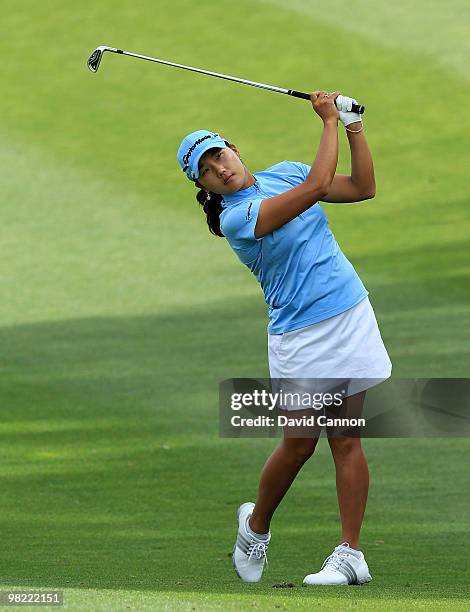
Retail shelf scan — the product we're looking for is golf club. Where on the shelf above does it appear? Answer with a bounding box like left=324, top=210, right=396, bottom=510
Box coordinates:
left=87, top=45, right=365, bottom=114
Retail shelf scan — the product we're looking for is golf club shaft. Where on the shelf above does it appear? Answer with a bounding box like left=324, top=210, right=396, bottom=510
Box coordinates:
left=88, top=46, right=365, bottom=114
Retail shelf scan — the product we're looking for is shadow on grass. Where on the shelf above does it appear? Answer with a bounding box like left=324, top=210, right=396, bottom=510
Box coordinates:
left=0, top=290, right=468, bottom=597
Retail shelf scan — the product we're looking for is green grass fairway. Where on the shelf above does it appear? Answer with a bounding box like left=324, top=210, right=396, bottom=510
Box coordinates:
left=1, top=0, right=469, bottom=609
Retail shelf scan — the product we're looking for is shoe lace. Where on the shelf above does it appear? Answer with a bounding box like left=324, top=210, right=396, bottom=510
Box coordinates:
left=322, top=549, right=349, bottom=572
left=247, top=540, right=269, bottom=564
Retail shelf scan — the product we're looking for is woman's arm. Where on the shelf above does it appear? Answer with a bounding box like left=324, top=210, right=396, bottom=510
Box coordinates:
left=255, top=92, right=339, bottom=238
left=322, top=123, right=376, bottom=203
left=254, top=122, right=338, bottom=237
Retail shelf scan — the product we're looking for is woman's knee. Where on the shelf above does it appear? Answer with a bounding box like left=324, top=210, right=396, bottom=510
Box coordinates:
left=282, top=437, right=318, bottom=465
left=328, top=436, right=362, bottom=459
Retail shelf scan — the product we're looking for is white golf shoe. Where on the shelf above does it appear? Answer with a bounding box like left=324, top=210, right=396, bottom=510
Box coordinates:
left=232, top=502, right=270, bottom=583
left=303, top=542, right=372, bottom=586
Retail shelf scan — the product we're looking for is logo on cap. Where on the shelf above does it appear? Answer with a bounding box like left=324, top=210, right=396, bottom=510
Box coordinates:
left=182, top=133, right=219, bottom=173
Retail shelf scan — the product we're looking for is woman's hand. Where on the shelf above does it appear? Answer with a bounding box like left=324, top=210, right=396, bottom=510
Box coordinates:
left=310, top=91, right=340, bottom=124
left=336, top=95, right=363, bottom=128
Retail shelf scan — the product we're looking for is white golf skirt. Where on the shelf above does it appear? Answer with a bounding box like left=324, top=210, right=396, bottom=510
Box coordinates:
left=268, top=297, right=392, bottom=403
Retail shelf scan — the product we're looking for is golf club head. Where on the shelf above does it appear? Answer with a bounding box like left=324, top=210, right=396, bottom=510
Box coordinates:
left=87, top=46, right=118, bottom=73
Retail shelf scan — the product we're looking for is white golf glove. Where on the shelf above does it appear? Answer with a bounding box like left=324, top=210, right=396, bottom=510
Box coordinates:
left=336, top=95, right=362, bottom=127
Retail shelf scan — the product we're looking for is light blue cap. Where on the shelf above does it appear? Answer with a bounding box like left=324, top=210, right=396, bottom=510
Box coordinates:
left=177, top=129, right=227, bottom=181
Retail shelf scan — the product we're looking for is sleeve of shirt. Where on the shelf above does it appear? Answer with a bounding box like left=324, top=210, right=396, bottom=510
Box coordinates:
left=220, top=198, right=263, bottom=265
left=285, top=160, right=311, bottom=183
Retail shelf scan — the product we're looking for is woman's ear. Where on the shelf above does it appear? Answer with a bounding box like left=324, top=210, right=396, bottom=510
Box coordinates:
left=228, top=143, right=241, bottom=157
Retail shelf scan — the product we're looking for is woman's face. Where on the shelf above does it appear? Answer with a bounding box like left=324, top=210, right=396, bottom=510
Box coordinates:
left=196, top=144, right=247, bottom=194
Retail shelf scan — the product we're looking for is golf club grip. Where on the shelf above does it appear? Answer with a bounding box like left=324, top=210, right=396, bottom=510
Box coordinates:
left=288, top=90, right=365, bottom=114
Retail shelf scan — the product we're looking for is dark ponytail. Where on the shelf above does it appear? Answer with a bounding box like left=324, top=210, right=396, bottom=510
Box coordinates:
left=196, top=189, right=224, bottom=237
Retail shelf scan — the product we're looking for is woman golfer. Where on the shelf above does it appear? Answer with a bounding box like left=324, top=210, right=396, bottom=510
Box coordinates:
left=177, top=91, right=392, bottom=586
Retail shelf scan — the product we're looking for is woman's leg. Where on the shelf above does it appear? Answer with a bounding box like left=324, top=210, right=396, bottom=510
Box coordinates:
left=249, top=434, right=319, bottom=534
left=328, top=391, right=369, bottom=550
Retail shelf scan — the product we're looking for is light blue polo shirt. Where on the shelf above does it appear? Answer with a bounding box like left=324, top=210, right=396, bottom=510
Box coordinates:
left=220, top=160, right=368, bottom=334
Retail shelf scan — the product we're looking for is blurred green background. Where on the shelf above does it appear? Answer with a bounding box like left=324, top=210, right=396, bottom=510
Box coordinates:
left=1, top=1, right=469, bottom=609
